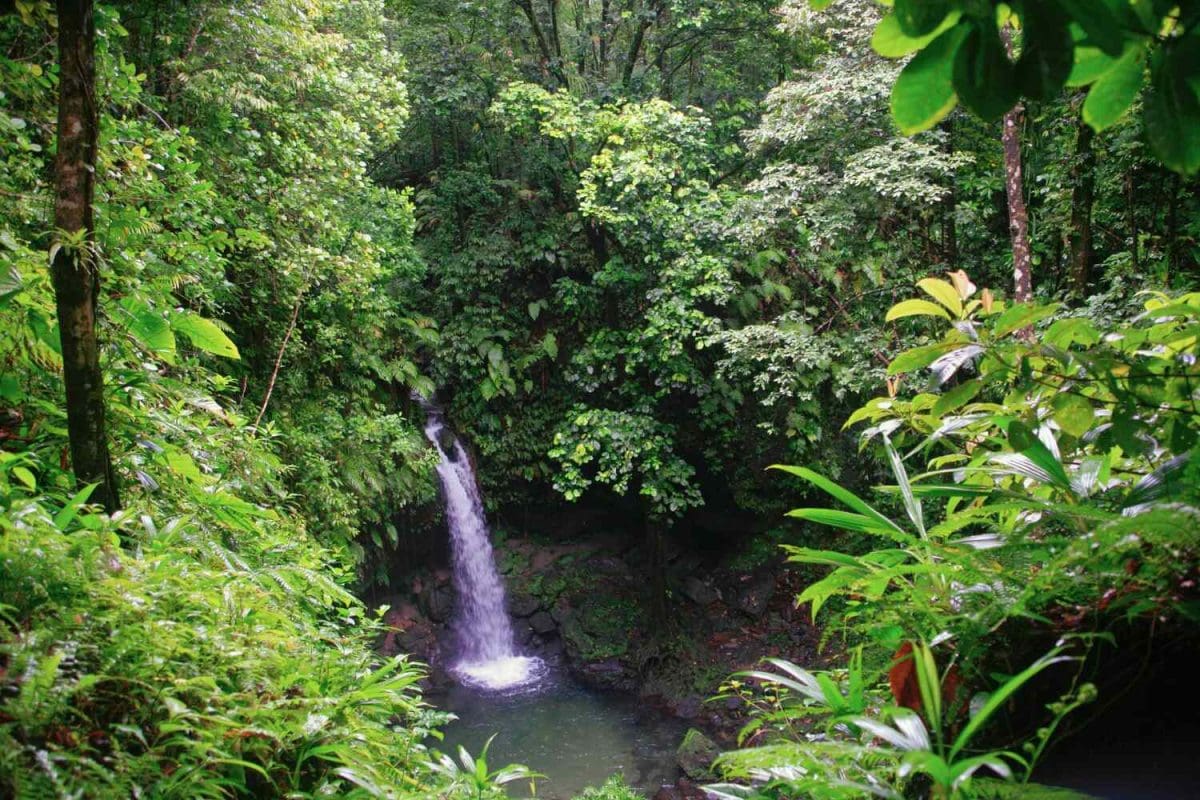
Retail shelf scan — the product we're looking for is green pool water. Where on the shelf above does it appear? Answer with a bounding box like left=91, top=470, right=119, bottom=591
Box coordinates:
left=432, top=674, right=689, bottom=799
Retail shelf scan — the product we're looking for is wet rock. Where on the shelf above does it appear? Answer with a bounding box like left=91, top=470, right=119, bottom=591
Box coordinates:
left=529, top=611, right=557, bottom=635
left=530, top=549, right=558, bottom=571
left=382, top=601, right=421, bottom=627
left=670, top=695, right=704, bottom=719
left=586, top=555, right=626, bottom=575
left=669, top=552, right=703, bottom=578
left=573, top=658, right=636, bottom=692
left=378, top=603, right=428, bottom=657
left=681, top=576, right=719, bottom=606
left=676, top=728, right=720, bottom=781
left=508, top=593, right=541, bottom=617
left=420, top=585, right=455, bottom=623
left=550, top=600, right=571, bottom=624
left=397, top=627, right=435, bottom=658
left=734, top=570, right=777, bottom=617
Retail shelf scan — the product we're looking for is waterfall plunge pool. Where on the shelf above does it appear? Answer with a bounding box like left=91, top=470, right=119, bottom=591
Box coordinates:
left=432, top=672, right=690, bottom=800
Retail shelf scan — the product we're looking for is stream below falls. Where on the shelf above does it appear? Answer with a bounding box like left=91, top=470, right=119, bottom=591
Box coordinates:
left=433, top=673, right=689, bottom=800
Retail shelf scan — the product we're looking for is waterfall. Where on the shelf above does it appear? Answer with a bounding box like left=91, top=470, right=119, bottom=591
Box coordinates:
left=420, top=400, right=544, bottom=691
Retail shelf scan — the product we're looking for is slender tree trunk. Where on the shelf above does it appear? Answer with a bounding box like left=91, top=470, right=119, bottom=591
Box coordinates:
left=622, top=2, right=659, bottom=88
left=1166, top=174, right=1182, bottom=286
left=1001, top=28, right=1033, bottom=305
left=1067, top=113, right=1096, bottom=296
left=1126, top=169, right=1140, bottom=272
left=940, top=119, right=957, bottom=267
left=515, top=0, right=567, bottom=87
left=52, top=0, right=119, bottom=512
left=254, top=294, right=303, bottom=429
left=645, top=511, right=668, bottom=626
left=598, top=0, right=611, bottom=75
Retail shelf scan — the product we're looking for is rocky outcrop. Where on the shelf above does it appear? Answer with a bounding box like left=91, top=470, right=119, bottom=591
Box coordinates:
left=374, top=531, right=823, bottom=741
left=675, top=728, right=720, bottom=781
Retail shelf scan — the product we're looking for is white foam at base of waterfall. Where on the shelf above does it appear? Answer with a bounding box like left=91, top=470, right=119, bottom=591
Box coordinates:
left=453, top=655, right=549, bottom=692
left=420, top=400, right=545, bottom=692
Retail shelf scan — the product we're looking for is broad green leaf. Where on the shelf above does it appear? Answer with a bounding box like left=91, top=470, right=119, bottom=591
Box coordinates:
left=918, top=278, right=964, bottom=317
left=0, top=374, right=23, bottom=403
left=933, top=379, right=981, bottom=417
left=1145, top=47, right=1200, bottom=176
left=892, top=24, right=970, bottom=135
left=1016, top=4, right=1075, bottom=101
left=1068, top=46, right=1118, bottom=87
left=894, top=0, right=955, bottom=37
left=888, top=342, right=966, bottom=376
left=12, top=465, right=36, bottom=490
left=1052, top=393, right=1094, bottom=438
left=953, top=20, right=1019, bottom=120
left=886, top=299, right=952, bottom=322
left=992, top=303, right=1060, bottom=338
left=1083, top=41, right=1147, bottom=130
left=126, top=300, right=177, bottom=364
left=172, top=313, right=240, bottom=359
left=1056, top=0, right=1126, bottom=56
left=873, top=10, right=962, bottom=58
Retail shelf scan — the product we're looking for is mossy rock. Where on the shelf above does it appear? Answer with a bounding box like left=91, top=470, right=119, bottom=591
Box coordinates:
left=675, top=728, right=720, bottom=781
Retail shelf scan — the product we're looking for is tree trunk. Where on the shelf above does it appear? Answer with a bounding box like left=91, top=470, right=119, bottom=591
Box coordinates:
left=1166, top=173, right=1182, bottom=286
left=1067, top=114, right=1096, bottom=296
left=1001, top=29, right=1033, bottom=305
left=645, top=512, right=668, bottom=627
left=1126, top=169, right=1140, bottom=272
left=939, top=119, right=957, bottom=267
left=51, top=0, right=119, bottom=512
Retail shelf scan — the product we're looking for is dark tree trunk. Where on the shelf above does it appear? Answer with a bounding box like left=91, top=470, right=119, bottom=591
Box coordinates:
left=52, top=0, right=120, bottom=512
left=1067, top=115, right=1096, bottom=296
left=1126, top=169, right=1140, bottom=272
left=645, top=512, right=668, bottom=626
left=1001, top=28, right=1033, bottom=305
left=1166, top=174, right=1182, bottom=286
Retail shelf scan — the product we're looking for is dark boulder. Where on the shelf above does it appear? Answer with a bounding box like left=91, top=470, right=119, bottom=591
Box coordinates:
left=734, top=570, right=777, bottom=617
left=676, top=728, right=720, bottom=781
left=420, top=584, right=455, bottom=623
left=529, top=611, right=557, bottom=635
left=508, top=592, right=541, bottom=618
left=681, top=576, right=719, bottom=606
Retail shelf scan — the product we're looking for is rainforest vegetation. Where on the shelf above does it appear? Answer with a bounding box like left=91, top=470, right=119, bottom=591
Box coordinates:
left=1, top=0, right=1199, bottom=798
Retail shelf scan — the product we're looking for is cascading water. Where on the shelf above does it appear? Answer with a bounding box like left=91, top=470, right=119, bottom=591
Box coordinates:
left=420, top=400, right=545, bottom=691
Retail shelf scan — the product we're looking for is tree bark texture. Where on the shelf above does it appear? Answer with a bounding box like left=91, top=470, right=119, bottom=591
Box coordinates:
left=1067, top=116, right=1096, bottom=295
left=1001, top=29, right=1033, bottom=305
left=52, top=0, right=120, bottom=512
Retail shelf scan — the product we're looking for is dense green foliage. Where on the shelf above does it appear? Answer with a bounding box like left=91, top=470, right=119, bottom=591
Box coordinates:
left=2, top=0, right=1199, bottom=798
left=0, top=2, right=449, bottom=796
